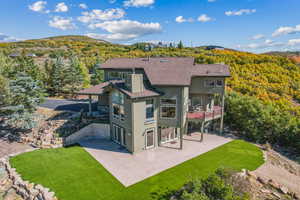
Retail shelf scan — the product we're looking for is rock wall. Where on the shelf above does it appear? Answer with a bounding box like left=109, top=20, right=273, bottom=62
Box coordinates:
left=65, top=123, right=110, bottom=145
left=0, top=150, right=58, bottom=200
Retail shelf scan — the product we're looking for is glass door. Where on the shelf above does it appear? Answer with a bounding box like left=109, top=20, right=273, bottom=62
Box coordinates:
left=146, top=129, right=154, bottom=149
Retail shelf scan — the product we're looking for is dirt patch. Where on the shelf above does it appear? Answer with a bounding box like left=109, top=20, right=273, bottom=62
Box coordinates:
left=254, top=149, right=300, bottom=198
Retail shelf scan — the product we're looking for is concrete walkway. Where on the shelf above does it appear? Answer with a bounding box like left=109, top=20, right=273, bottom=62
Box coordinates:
left=80, top=133, right=232, bottom=187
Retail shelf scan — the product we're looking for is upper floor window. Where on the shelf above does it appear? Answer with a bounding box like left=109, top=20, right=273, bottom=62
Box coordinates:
left=108, top=71, right=131, bottom=81
left=146, top=99, right=154, bottom=122
left=204, top=79, right=224, bottom=88
left=216, top=80, right=223, bottom=87
left=160, top=98, right=176, bottom=119
left=112, top=91, right=125, bottom=120
left=204, top=80, right=215, bottom=87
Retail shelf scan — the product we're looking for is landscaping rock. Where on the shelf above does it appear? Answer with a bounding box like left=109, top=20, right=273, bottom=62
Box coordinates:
left=279, top=186, right=289, bottom=194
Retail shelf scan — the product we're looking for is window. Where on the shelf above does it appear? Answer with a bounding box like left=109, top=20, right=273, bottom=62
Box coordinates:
left=146, top=99, right=154, bottom=122
left=108, top=71, right=131, bottom=81
left=112, top=91, right=125, bottom=120
left=204, top=79, right=224, bottom=88
left=205, top=80, right=215, bottom=87
left=216, top=80, right=223, bottom=87
left=160, top=98, right=177, bottom=119
left=145, top=129, right=155, bottom=149
left=108, top=72, right=120, bottom=80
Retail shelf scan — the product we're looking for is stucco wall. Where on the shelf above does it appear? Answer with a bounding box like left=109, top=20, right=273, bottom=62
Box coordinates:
left=156, top=86, right=183, bottom=128
left=132, top=98, right=158, bottom=153
left=65, top=123, right=110, bottom=145
left=189, top=77, right=225, bottom=94
left=109, top=89, right=133, bottom=152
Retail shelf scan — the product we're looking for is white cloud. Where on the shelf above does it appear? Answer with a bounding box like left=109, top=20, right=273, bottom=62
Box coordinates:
left=79, top=3, right=88, bottom=9
left=86, top=20, right=162, bottom=42
left=208, top=0, right=216, bottom=2
left=49, top=16, right=76, bottom=30
left=251, top=34, right=265, bottom=40
left=175, top=16, right=193, bottom=23
left=0, top=33, right=22, bottom=42
left=197, top=14, right=212, bottom=22
left=239, top=39, right=285, bottom=50
left=109, top=0, right=117, bottom=3
left=124, top=0, right=154, bottom=7
left=55, top=2, right=68, bottom=12
left=272, top=25, right=300, bottom=37
left=288, top=39, right=300, bottom=46
left=225, top=9, right=256, bottom=16
left=78, top=8, right=125, bottom=24
left=29, top=1, right=49, bottom=13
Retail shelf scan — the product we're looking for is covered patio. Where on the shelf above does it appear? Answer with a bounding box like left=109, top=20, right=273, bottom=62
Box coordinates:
left=79, top=133, right=232, bottom=187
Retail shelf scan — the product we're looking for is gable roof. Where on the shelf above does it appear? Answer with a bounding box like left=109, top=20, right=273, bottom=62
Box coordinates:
left=100, top=57, right=230, bottom=86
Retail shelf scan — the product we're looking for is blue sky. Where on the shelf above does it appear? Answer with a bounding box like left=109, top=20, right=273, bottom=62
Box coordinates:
left=1, top=0, right=300, bottom=52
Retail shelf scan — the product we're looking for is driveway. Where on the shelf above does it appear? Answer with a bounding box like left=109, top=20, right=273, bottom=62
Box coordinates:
left=80, top=133, right=232, bottom=187
left=39, top=99, right=98, bottom=112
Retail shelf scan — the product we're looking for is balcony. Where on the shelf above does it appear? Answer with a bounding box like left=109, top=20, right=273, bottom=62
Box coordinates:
left=187, top=106, right=222, bottom=121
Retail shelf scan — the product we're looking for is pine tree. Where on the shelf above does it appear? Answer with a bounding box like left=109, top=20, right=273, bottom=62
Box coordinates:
left=177, top=40, right=184, bottom=49
left=64, top=56, right=84, bottom=94
left=2, top=72, right=45, bottom=130
left=51, top=57, right=65, bottom=95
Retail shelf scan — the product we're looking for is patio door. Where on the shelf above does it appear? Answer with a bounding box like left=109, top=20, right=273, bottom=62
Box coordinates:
left=160, top=127, right=178, bottom=143
left=146, top=129, right=155, bottom=149
left=113, top=124, right=125, bottom=146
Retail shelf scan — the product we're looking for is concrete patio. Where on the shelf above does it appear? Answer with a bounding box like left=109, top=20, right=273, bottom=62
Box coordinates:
left=79, top=133, right=232, bottom=187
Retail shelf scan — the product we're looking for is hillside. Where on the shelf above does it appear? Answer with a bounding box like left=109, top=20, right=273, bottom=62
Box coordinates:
left=265, top=51, right=300, bottom=64
left=1, top=35, right=300, bottom=114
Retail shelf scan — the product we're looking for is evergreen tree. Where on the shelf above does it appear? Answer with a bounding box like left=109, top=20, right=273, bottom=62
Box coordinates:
left=64, top=56, right=84, bottom=94
left=51, top=57, right=65, bottom=95
left=178, top=40, right=184, bottom=49
left=2, top=72, right=45, bottom=130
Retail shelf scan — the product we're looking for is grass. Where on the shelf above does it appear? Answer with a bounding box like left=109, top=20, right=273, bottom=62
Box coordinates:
left=10, top=140, right=264, bottom=200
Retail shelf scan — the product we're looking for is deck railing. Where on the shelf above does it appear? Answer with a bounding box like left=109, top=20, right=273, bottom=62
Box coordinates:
left=187, top=106, right=222, bottom=120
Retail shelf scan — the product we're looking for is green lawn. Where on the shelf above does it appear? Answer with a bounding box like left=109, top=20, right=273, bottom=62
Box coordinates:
left=10, top=140, right=264, bottom=200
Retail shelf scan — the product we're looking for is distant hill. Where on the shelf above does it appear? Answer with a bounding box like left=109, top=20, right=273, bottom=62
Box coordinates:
left=30, top=35, right=109, bottom=43
left=264, top=51, right=300, bottom=64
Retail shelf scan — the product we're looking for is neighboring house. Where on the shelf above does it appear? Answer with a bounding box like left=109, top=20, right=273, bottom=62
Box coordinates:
left=77, top=57, right=230, bottom=153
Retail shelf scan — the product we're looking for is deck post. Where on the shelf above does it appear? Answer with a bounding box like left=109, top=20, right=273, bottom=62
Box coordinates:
left=220, top=92, right=225, bottom=134
left=180, top=123, right=184, bottom=150
left=200, top=121, right=204, bottom=142
left=88, top=95, right=92, bottom=114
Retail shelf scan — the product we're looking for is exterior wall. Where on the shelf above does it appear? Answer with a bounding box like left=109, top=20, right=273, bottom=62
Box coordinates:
left=131, top=97, right=158, bottom=153
left=98, top=94, right=109, bottom=105
left=189, top=77, right=225, bottom=94
left=130, top=74, right=145, bottom=93
left=156, top=86, right=184, bottom=128
left=109, top=89, right=133, bottom=152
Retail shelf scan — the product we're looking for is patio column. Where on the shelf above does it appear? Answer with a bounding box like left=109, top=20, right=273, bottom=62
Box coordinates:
left=88, top=95, right=92, bottom=114
left=200, top=121, right=204, bottom=142
left=219, top=92, right=225, bottom=134
left=180, top=129, right=183, bottom=150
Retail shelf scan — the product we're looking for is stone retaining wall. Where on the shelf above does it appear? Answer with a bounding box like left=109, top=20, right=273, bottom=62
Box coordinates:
left=0, top=150, right=58, bottom=200
left=65, top=123, right=110, bottom=146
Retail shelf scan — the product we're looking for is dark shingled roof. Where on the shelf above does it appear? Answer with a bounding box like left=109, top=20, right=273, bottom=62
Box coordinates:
left=101, top=57, right=230, bottom=86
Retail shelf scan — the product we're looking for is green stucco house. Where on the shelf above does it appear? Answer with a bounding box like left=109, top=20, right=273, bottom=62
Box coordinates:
left=78, top=57, right=230, bottom=153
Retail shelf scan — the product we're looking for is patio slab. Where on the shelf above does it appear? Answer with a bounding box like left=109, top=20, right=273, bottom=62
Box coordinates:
left=79, top=133, right=232, bottom=187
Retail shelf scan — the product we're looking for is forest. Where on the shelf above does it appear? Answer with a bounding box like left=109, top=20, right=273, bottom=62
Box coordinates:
left=0, top=35, right=299, bottom=155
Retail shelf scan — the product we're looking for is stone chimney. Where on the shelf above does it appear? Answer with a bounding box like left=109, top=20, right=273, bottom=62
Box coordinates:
left=128, top=73, right=144, bottom=93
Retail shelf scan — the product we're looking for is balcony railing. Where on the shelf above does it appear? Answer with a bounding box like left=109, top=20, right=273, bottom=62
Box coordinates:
left=187, top=106, right=222, bottom=121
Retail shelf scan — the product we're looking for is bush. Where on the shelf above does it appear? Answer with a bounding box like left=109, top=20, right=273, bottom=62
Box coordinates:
left=225, top=91, right=300, bottom=154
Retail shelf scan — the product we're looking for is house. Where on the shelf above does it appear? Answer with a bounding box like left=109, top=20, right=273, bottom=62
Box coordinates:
left=77, top=57, right=230, bottom=153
